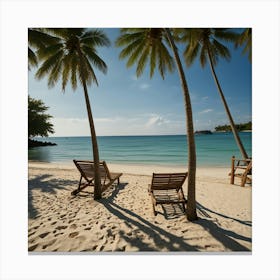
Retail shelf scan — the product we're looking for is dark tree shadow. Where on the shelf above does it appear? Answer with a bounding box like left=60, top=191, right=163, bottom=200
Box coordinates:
left=194, top=218, right=251, bottom=251
left=195, top=202, right=252, bottom=251
left=196, top=202, right=252, bottom=227
left=28, top=174, right=77, bottom=219
left=95, top=182, right=199, bottom=252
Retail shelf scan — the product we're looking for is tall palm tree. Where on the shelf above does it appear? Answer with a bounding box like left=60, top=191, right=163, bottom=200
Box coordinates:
left=116, top=28, right=198, bottom=221
left=235, top=28, right=252, bottom=62
left=179, top=28, right=249, bottom=160
left=34, top=28, right=110, bottom=199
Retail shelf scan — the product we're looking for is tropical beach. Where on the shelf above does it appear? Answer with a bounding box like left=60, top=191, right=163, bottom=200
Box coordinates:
left=28, top=161, right=252, bottom=252
left=27, top=27, right=253, bottom=253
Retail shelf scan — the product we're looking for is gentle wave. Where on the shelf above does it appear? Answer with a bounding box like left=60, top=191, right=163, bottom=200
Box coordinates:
left=29, top=133, right=252, bottom=167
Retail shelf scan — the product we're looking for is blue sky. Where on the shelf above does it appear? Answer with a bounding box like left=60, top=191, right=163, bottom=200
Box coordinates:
left=28, top=28, right=252, bottom=137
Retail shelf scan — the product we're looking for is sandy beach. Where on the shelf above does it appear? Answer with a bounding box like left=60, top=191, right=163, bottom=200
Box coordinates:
left=28, top=162, right=252, bottom=252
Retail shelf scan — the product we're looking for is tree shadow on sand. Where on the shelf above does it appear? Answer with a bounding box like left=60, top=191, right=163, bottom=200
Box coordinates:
left=196, top=202, right=252, bottom=227
left=28, top=174, right=77, bottom=219
left=97, top=183, right=199, bottom=252
left=195, top=202, right=252, bottom=251
left=98, top=184, right=251, bottom=252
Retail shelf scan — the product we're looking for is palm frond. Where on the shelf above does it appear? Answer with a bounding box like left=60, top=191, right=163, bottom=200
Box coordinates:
left=28, top=47, right=38, bottom=69
left=116, top=28, right=174, bottom=79
left=35, top=28, right=109, bottom=91
left=81, top=45, right=107, bottom=74
left=36, top=43, right=64, bottom=60
left=136, top=46, right=150, bottom=77
left=213, top=39, right=230, bottom=61
left=35, top=50, right=64, bottom=81
left=81, top=29, right=110, bottom=48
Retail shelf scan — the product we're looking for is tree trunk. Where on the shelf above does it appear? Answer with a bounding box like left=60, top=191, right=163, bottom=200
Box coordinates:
left=81, top=79, right=102, bottom=199
left=165, top=28, right=198, bottom=221
left=207, top=49, right=249, bottom=160
left=76, top=43, right=102, bottom=199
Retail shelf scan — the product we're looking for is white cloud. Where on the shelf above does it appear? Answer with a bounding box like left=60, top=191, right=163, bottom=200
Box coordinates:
left=146, top=114, right=170, bottom=127
left=139, top=83, right=151, bottom=90
left=53, top=118, right=90, bottom=136
left=51, top=114, right=186, bottom=136
left=199, top=109, right=213, bottom=114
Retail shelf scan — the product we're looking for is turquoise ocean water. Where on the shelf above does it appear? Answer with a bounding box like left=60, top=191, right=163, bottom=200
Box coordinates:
left=29, top=132, right=252, bottom=167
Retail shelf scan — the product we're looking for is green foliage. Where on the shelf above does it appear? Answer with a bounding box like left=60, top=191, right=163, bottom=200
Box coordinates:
left=215, top=121, right=252, bottom=132
left=235, top=28, right=252, bottom=62
left=34, top=28, right=110, bottom=91
left=115, top=28, right=175, bottom=79
left=28, top=96, right=54, bottom=138
left=176, top=28, right=239, bottom=68
left=28, top=28, right=61, bottom=70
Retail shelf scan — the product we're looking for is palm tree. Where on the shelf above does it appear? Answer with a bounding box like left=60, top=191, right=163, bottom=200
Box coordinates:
left=34, top=28, right=110, bottom=199
left=235, top=28, right=252, bottom=62
left=28, top=28, right=60, bottom=70
left=179, top=28, right=249, bottom=160
left=116, top=28, right=198, bottom=221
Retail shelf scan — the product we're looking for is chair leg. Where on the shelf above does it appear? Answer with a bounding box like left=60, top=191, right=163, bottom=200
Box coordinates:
left=152, top=204, right=157, bottom=216
left=71, top=176, right=83, bottom=195
left=182, top=202, right=186, bottom=213
left=151, top=197, right=157, bottom=216
left=241, top=175, right=246, bottom=187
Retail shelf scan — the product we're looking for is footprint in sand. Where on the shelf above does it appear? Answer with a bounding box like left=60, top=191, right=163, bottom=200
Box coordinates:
left=70, top=224, right=77, bottom=230
left=28, top=232, right=36, bottom=238
left=39, top=232, right=50, bottom=239
left=84, top=227, right=91, bottom=231
left=56, top=225, right=68, bottom=230
left=42, top=239, right=56, bottom=249
left=69, top=232, right=79, bottom=238
left=28, top=244, right=38, bottom=251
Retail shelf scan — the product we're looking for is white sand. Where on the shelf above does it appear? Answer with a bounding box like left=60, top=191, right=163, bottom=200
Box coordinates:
left=28, top=162, right=252, bottom=252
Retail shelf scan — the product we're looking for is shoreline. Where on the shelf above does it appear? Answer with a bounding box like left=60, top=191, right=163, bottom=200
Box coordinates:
left=28, top=161, right=230, bottom=177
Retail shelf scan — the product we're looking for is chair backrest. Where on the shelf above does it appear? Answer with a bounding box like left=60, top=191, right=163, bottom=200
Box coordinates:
left=73, top=160, right=108, bottom=181
left=151, top=173, right=188, bottom=190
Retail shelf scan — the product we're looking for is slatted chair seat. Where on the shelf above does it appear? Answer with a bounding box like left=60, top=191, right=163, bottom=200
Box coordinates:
left=148, top=172, right=188, bottom=216
left=229, top=156, right=252, bottom=187
left=72, top=160, right=122, bottom=195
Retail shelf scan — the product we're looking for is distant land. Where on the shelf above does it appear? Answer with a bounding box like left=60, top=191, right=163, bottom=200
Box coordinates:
left=195, top=130, right=213, bottom=135
left=215, top=121, right=252, bottom=132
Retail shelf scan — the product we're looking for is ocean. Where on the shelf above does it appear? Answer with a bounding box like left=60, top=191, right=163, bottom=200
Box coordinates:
left=29, top=132, right=252, bottom=168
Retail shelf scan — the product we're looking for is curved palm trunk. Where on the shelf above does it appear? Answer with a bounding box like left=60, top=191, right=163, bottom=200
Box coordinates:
left=165, top=28, right=197, bottom=221
left=77, top=43, right=102, bottom=199
left=81, top=80, right=102, bottom=199
left=207, top=49, right=249, bottom=160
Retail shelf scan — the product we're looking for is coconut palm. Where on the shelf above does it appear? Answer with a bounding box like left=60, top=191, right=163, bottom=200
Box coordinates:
left=34, top=28, right=110, bottom=199
left=28, top=28, right=60, bottom=70
left=116, top=28, right=198, bottom=220
left=235, top=28, right=252, bottom=62
left=179, top=28, right=249, bottom=160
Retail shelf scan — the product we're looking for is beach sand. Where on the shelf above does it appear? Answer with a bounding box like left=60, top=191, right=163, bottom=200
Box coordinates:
left=28, top=162, right=252, bottom=252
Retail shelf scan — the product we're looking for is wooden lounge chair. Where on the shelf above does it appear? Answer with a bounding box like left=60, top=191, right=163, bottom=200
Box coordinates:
left=72, top=160, right=122, bottom=195
left=148, top=172, right=188, bottom=216
left=229, top=156, right=252, bottom=187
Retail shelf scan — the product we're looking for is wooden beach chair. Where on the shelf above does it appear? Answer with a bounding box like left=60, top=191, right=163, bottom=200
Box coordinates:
left=148, top=172, right=188, bottom=216
left=229, top=156, right=252, bottom=187
left=72, top=160, right=122, bottom=195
